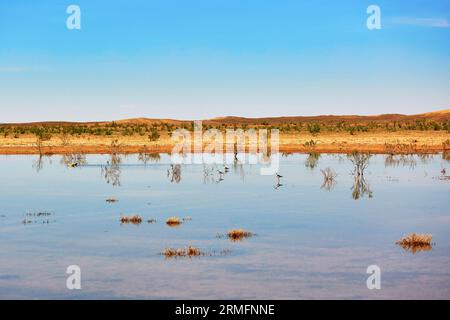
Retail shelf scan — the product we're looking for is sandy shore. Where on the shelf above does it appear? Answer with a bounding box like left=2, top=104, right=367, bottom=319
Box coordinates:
left=0, top=131, right=448, bottom=155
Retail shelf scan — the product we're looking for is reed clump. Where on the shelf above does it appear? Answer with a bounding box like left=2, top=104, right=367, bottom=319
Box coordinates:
left=396, top=233, right=433, bottom=253
left=120, top=215, right=142, bottom=224
left=227, top=229, right=254, bottom=242
left=166, top=217, right=182, bottom=227
left=163, top=246, right=204, bottom=258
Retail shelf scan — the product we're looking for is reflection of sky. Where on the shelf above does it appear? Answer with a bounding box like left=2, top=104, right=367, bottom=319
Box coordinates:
left=0, top=154, right=449, bottom=299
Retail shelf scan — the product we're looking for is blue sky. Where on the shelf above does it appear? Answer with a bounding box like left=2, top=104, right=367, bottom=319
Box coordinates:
left=0, top=0, right=449, bottom=122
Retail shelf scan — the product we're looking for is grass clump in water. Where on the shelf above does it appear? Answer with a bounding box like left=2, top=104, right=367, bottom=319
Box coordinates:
left=396, top=233, right=433, bottom=253
left=166, top=217, right=182, bottom=227
left=227, top=229, right=254, bottom=242
left=120, top=215, right=142, bottom=224
left=163, top=246, right=203, bottom=258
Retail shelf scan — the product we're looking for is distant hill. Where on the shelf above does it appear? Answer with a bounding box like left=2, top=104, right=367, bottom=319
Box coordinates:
left=1, top=109, right=449, bottom=127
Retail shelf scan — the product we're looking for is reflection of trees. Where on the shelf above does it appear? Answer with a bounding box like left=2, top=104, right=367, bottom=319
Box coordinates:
left=348, top=152, right=373, bottom=200
left=138, top=146, right=160, bottom=165
left=33, top=155, right=44, bottom=173
left=418, top=154, right=434, bottom=164
left=305, top=152, right=320, bottom=170
left=138, top=152, right=160, bottom=165
left=384, top=155, right=416, bottom=169
left=442, top=152, right=450, bottom=163
left=60, top=154, right=87, bottom=167
left=102, top=160, right=122, bottom=187
left=167, top=164, right=182, bottom=183
left=320, top=167, right=337, bottom=191
left=32, top=155, right=53, bottom=173
left=102, top=141, right=123, bottom=187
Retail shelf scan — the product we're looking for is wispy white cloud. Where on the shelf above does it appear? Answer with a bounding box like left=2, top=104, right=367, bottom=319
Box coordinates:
left=391, top=17, right=450, bottom=28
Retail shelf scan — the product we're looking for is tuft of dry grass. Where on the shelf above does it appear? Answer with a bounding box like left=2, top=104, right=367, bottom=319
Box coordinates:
left=396, top=233, right=433, bottom=253
left=166, top=216, right=182, bottom=227
left=120, top=215, right=142, bottom=224
left=227, top=229, right=254, bottom=242
left=163, top=246, right=203, bottom=258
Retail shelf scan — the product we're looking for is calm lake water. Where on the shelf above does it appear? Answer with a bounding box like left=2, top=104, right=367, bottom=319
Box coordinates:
left=0, top=153, right=449, bottom=299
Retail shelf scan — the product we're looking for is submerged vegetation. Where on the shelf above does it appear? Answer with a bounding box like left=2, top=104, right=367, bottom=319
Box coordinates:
left=396, top=233, right=433, bottom=253
left=162, top=246, right=231, bottom=259
left=166, top=217, right=182, bottom=227
left=163, top=246, right=204, bottom=258
left=226, top=229, right=254, bottom=242
left=120, top=215, right=143, bottom=224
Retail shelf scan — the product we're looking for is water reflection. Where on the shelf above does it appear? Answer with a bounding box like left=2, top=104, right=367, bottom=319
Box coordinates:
left=202, top=165, right=227, bottom=184
left=60, top=154, right=87, bottom=168
left=273, top=182, right=283, bottom=190
left=320, top=167, right=337, bottom=191
left=2, top=153, right=450, bottom=299
left=22, top=212, right=55, bottom=225
left=138, top=147, right=160, bottom=165
left=305, top=152, right=320, bottom=170
left=348, top=152, right=373, bottom=200
left=32, top=155, right=52, bottom=173
left=385, top=154, right=417, bottom=169
left=101, top=154, right=122, bottom=187
left=397, top=242, right=433, bottom=254
left=167, top=164, right=182, bottom=183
